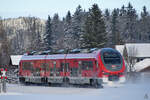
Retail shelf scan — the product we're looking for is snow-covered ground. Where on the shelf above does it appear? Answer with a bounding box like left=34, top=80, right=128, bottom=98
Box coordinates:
left=0, top=79, right=150, bottom=100
left=134, top=59, right=150, bottom=72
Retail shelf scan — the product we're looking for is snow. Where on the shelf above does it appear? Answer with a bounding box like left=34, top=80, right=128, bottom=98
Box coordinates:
left=116, top=43, right=150, bottom=57
left=0, top=81, right=150, bottom=100
left=115, top=45, right=124, bottom=56
left=134, top=59, right=150, bottom=72
left=125, top=43, right=150, bottom=57
left=0, top=92, right=22, bottom=95
left=21, top=53, right=96, bottom=60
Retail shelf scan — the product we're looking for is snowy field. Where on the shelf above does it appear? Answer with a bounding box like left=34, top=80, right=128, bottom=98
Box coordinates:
left=0, top=79, right=150, bottom=100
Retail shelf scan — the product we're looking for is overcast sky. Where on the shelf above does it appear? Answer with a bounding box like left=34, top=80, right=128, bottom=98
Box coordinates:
left=1, top=0, right=150, bottom=19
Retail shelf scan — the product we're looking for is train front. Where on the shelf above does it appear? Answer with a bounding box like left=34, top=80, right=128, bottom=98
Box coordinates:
left=100, top=48, right=126, bottom=83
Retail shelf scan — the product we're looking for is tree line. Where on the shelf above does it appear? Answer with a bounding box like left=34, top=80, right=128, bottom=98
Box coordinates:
left=44, top=3, right=150, bottom=51
left=0, top=3, right=150, bottom=66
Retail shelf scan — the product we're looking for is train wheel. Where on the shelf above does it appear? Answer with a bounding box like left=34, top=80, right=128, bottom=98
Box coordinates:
left=48, top=82, right=51, bottom=86
left=25, top=82, right=31, bottom=85
left=90, top=79, right=103, bottom=88
left=19, top=77, right=26, bottom=85
left=63, top=77, right=70, bottom=87
left=90, top=79, right=96, bottom=88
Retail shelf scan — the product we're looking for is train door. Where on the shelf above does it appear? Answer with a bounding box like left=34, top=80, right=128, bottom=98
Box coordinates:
left=80, top=60, right=94, bottom=77
left=78, top=61, right=82, bottom=77
left=70, top=60, right=79, bottom=77
left=50, top=61, right=56, bottom=77
left=65, top=63, right=70, bottom=76
left=60, top=60, right=70, bottom=77
left=53, top=61, right=56, bottom=77
left=53, top=61, right=60, bottom=77
left=60, top=61, right=70, bottom=83
left=95, top=61, right=99, bottom=77
left=40, top=62, right=50, bottom=76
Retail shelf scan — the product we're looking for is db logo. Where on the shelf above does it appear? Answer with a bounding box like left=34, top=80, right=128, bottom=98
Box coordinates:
left=0, top=68, right=7, bottom=79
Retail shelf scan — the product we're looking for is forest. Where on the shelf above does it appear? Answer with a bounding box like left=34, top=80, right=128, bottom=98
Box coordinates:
left=0, top=3, right=150, bottom=66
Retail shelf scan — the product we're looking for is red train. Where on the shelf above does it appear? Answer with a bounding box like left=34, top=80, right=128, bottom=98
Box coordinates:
left=19, top=48, right=126, bottom=87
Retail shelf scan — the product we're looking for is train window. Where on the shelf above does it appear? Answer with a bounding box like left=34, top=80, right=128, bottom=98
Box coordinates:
left=34, top=67, right=40, bottom=76
left=65, top=63, right=70, bottom=72
left=50, top=68, right=53, bottom=72
left=60, top=62, right=70, bottom=72
left=0, top=71, right=2, bottom=76
left=95, top=61, right=99, bottom=69
left=50, top=67, right=53, bottom=76
left=78, top=61, right=82, bottom=73
left=81, top=61, right=93, bottom=70
left=103, top=58, right=121, bottom=64
left=56, top=67, right=60, bottom=76
left=40, top=63, right=49, bottom=71
left=54, top=61, right=60, bottom=76
left=103, top=52, right=120, bottom=58
left=103, top=52, right=121, bottom=64
left=53, top=61, right=56, bottom=75
left=60, top=63, right=64, bottom=72
left=22, top=62, right=33, bottom=70
left=70, top=67, right=78, bottom=77
left=35, top=67, right=40, bottom=72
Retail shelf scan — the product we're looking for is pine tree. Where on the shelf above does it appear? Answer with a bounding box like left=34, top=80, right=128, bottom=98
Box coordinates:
left=118, top=3, right=138, bottom=43
left=120, top=5, right=126, bottom=16
left=44, top=15, right=52, bottom=50
left=52, top=13, right=64, bottom=50
left=82, top=4, right=107, bottom=48
left=72, top=5, right=85, bottom=48
left=104, top=9, right=112, bottom=47
left=111, top=9, right=120, bottom=46
left=64, top=11, right=74, bottom=49
left=139, top=6, right=150, bottom=42
left=141, top=6, right=148, bottom=18
left=126, top=2, right=138, bottom=42
left=104, top=9, right=110, bottom=20
left=66, top=11, right=72, bottom=24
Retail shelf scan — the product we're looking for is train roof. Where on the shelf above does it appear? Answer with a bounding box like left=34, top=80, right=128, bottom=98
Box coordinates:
left=20, top=52, right=99, bottom=61
left=101, top=48, right=119, bottom=52
left=20, top=48, right=119, bottom=61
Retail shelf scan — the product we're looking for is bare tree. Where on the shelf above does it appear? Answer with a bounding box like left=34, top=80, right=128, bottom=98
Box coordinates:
left=123, top=45, right=137, bottom=72
left=0, top=17, right=10, bottom=66
left=23, top=17, right=43, bottom=52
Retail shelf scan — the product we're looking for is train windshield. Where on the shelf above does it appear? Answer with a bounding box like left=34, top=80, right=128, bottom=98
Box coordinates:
left=103, top=52, right=121, bottom=64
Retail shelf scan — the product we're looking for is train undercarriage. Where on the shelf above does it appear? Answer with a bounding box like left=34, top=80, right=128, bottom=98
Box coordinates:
left=19, top=76, right=103, bottom=88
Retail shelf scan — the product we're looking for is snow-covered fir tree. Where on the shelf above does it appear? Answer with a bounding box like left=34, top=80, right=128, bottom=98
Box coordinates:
left=138, top=6, right=150, bottom=42
left=104, top=9, right=112, bottom=47
left=51, top=13, right=64, bottom=50
left=44, top=15, right=53, bottom=50
left=111, top=8, right=121, bottom=46
left=72, top=5, right=86, bottom=49
left=118, top=3, right=138, bottom=43
left=64, top=11, right=74, bottom=49
left=82, top=4, right=107, bottom=48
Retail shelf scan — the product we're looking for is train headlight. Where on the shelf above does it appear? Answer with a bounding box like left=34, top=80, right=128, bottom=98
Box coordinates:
left=119, top=76, right=126, bottom=83
left=102, top=77, right=108, bottom=83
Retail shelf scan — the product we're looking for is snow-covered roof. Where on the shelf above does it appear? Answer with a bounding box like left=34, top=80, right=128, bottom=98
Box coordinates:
left=134, top=59, right=150, bottom=72
left=125, top=43, right=150, bottom=57
left=115, top=45, right=124, bottom=56
left=10, top=55, right=22, bottom=65
left=21, top=53, right=97, bottom=61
